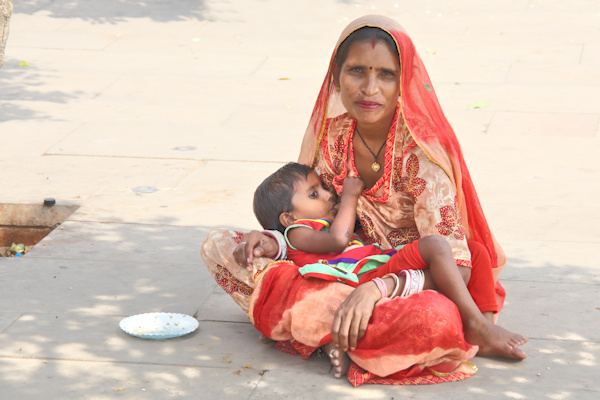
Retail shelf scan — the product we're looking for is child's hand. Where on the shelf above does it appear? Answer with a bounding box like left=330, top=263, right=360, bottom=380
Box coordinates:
left=342, top=176, right=364, bottom=198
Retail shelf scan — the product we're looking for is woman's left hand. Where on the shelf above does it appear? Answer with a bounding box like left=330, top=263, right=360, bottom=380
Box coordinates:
left=233, top=231, right=279, bottom=270
left=331, top=281, right=380, bottom=351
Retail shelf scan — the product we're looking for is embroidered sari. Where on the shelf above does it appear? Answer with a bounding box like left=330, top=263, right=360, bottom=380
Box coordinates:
left=201, top=15, right=504, bottom=385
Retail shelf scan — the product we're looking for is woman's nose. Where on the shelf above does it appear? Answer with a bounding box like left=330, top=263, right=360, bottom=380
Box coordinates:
left=362, top=74, right=379, bottom=96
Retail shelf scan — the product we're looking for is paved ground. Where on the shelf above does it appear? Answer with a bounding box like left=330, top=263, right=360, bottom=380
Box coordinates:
left=1, top=0, right=599, bottom=398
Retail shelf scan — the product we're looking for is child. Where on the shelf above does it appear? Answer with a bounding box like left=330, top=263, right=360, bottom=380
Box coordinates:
left=253, top=162, right=527, bottom=377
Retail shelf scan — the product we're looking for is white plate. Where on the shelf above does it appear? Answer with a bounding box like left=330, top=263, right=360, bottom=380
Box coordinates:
left=119, top=313, right=199, bottom=339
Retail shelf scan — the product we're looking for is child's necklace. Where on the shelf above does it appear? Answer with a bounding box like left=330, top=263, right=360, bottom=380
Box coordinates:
left=355, top=127, right=386, bottom=172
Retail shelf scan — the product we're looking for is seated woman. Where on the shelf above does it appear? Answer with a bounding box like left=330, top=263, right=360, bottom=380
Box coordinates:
left=202, top=15, right=526, bottom=386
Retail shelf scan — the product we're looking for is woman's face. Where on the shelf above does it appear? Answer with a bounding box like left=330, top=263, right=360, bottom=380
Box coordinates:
left=337, top=39, right=401, bottom=133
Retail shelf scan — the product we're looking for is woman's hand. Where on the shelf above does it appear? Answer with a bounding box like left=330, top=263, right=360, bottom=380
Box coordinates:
left=233, top=231, right=279, bottom=270
left=331, top=281, right=381, bottom=351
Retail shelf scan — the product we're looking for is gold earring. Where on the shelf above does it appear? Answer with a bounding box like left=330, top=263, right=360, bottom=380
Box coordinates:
left=335, top=87, right=341, bottom=93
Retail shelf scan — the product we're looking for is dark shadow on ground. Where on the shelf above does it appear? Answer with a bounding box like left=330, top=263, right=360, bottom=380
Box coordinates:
left=0, top=58, right=81, bottom=121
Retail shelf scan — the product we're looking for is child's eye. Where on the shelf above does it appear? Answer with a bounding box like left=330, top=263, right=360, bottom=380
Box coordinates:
left=309, top=191, right=318, bottom=198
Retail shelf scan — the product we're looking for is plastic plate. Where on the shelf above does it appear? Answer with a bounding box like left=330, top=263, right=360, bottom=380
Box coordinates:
left=119, top=313, right=199, bottom=339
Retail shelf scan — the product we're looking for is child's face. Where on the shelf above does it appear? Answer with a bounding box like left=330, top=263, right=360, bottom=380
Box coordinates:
left=288, top=171, right=339, bottom=223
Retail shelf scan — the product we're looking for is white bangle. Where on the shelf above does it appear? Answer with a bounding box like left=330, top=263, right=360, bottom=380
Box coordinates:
left=261, top=230, right=287, bottom=260
left=384, top=273, right=401, bottom=298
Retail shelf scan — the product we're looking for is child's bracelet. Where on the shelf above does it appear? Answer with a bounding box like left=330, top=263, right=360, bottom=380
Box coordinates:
left=399, top=270, right=410, bottom=297
left=372, top=277, right=388, bottom=299
left=399, top=269, right=425, bottom=297
left=383, top=273, right=401, bottom=298
left=261, top=230, right=287, bottom=260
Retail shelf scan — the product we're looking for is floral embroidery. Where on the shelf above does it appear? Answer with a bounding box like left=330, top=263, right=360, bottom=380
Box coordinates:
left=274, top=340, right=317, bottom=360
left=232, top=231, right=244, bottom=244
left=435, top=198, right=465, bottom=240
left=386, top=227, right=421, bottom=247
left=400, top=154, right=427, bottom=200
left=320, top=172, right=335, bottom=193
left=391, top=155, right=404, bottom=192
left=214, top=264, right=253, bottom=296
left=359, top=212, right=380, bottom=245
left=330, top=134, right=346, bottom=173
left=347, top=363, right=475, bottom=387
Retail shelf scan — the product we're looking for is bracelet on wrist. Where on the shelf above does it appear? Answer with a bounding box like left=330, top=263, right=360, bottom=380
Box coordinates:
left=383, top=273, right=401, bottom=298
left=372, top=277, right=388, bottom=299
left=261, top=230, right=287, bottom=260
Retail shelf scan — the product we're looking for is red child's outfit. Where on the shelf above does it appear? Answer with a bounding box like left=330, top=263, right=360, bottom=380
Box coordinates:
left=285, top=217, right=498, bottom=313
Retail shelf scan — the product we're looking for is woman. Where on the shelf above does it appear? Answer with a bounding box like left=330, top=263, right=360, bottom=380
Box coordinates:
left=202, top=15, right=526, bottom=386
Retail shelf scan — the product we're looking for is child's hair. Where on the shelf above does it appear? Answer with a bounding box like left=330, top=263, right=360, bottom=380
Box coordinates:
left=253, top=162, right=313, bottom=233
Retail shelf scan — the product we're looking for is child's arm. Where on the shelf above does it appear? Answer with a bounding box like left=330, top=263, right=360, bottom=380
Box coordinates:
left=287, top=176, right=364, bottom=253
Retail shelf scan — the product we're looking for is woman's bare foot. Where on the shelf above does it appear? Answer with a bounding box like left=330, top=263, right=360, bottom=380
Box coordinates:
left=322, top=342, right=350, bottom=378
left=465, top=319, right=528, bottom=359
left=259, top=334, right=275, bottom=346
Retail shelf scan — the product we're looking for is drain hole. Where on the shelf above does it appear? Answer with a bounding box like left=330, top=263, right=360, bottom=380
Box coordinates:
left=0, top=201, right=79, bottom=257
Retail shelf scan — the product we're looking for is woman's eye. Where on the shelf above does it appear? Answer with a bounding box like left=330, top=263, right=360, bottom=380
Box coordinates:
left=349, top=66, right=363, bottom=73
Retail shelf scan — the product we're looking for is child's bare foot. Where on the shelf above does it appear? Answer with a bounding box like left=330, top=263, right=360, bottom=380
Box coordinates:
left=259, top=334, right=275, bottom=346
left=465, top=319, right=528, bottom=359
left=322, top=342, right=350, bottom=378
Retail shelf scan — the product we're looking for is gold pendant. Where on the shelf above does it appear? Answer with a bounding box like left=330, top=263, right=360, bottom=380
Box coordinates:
left=371, top=162, right=380, bottom=172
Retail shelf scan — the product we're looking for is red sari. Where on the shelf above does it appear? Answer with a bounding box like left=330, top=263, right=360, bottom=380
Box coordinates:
left=248, top=260, right=477, bottom=386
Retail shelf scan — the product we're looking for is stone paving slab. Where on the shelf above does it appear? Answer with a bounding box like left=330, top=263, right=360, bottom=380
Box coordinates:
left=27, top=221, right=208, bottom=262
left=0, top=358, right=262, bottom=399
left=496, top=280, right=600, bottom=342
left=502, top=240, right=600, bottom=284
left=0, top=155, right=199, bottom=205
left=485, top=203, right=600, bottom=243
left=435, top=82, right=600, bottom=114
left=0, top=256, right=209, bottom=317
left=0, top=316, right=322, bottom=371
left=0, top=312, right=21, bottom=333
left=0, top=120, right=80, bottom=156
left=68, top=161, right=280, bottom=228
left=487, top=111, right=599, bottom=138
left=195, top=286, right=251, bottom=324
